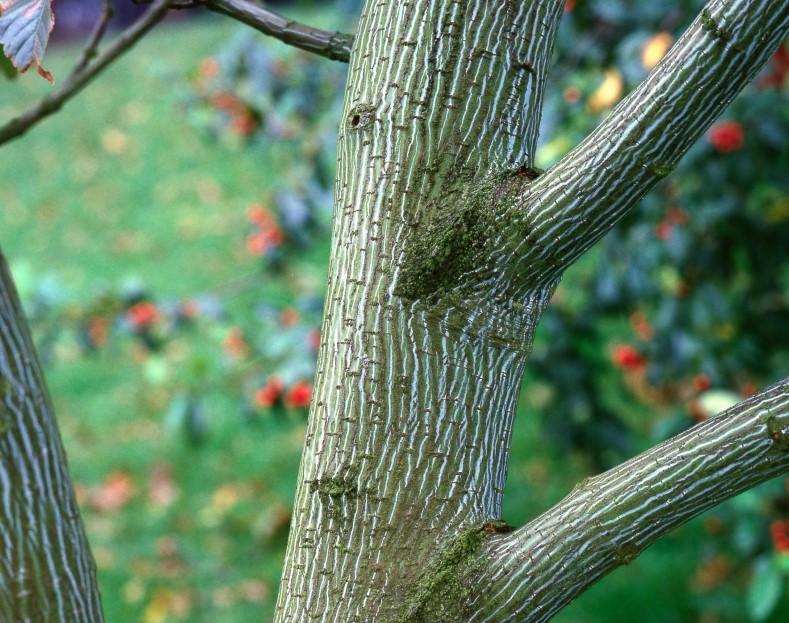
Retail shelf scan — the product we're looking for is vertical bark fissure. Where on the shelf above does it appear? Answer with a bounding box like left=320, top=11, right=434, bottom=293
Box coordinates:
left=275, top=2, right=563, bottom=621
left=0, top=252, right=105, bottom=622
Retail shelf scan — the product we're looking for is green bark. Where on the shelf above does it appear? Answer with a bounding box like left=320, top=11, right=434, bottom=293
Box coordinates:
left=275, top=0, right=789, bottom=621
left=0, top=252, right=104, bottom=622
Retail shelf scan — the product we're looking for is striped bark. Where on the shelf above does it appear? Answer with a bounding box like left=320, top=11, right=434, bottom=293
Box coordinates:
left=275, top=0, right=789, bottom=621
left=496, top=0, right=789, bottom=284
left=275, top=2, right=565, bottom=621
left=0, top=0, right=785, bottom=621
left=462, top=379, right=789, bottom=623
left=0, top=252, right=104, bottom=622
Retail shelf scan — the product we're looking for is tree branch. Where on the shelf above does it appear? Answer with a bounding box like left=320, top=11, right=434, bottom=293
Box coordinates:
left=496, top=0, right=788, bottom=290
left=74, top=0, right=115, bottom=73
left=154, top=0, right=354, bottom=62
left=457, top=378, right=789, bottom=622
left=0, top=0, right=171, bottom=147
left=207, top=0, right=353, bottom=62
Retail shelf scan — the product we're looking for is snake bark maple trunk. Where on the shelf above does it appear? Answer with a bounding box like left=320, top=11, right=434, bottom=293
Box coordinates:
left=0, top=252, right=104, bottom=621
left=274, top=2, right=563, bottom=621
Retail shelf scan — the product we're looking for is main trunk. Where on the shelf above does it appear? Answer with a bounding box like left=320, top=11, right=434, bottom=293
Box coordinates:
left=275, top=2, right=562, bottom=621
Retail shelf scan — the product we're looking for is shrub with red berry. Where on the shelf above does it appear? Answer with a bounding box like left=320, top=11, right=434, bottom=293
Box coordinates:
left=708, top=121, right=745, bottom=154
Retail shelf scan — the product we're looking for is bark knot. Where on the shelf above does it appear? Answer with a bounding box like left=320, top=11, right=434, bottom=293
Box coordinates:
left=614, top=541, right=640, bottom=565
left=700, top=9, right=732, bottom=42
left=767, top=415, right=789, bottom=452
left=346, top=104, right=376, bottom=130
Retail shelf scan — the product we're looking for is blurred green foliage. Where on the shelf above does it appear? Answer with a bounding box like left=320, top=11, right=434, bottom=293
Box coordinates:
left=0, top=1, right=787, bottom=622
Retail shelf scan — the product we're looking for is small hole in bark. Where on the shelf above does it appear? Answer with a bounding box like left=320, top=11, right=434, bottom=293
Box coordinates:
left=346, top=104, right=375, bottom=130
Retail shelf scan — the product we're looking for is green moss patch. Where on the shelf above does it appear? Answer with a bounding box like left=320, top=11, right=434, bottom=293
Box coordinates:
left=394, top=174, right=516, bottom=303
left=394, top=520, right=512, bottom=623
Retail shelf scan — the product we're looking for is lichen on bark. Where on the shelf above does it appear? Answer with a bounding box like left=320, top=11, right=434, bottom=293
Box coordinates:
left=394, top=174, right=518, bottom=303
left=394, top=521, right=512, bottom=623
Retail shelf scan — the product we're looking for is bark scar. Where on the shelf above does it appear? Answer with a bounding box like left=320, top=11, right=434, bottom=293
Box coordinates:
left=767, top=415, right=789, bottom=451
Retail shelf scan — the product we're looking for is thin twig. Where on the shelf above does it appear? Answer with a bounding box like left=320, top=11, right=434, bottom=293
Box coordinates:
left=0, top=0, right=171, bottom=148
left=73, top=0, right=115, bottom=74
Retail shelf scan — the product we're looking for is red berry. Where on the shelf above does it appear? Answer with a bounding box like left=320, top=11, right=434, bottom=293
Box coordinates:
left=692, top=374, right=712, bottom=393
left=127, top=302, right=159, bottom=329
left=254, top=377, right=284, bottom=408
left=223, top=327, right=248, bottom=359
left=708, top=121, right=744, bottom=153
left=280, top=308, right=299, bottom=327
left=247, top=204, right=272, bottom=226
left=655, top=222, right=673, bottom=241
left=563, top=86, right=581, bottom=103
left=285, top=381, right=312, bottom=409
left=612, top=344, right=646, bottom=371
left=759, top=45, right=789, bottom=88
left=770, top=520, right=789, bottom=553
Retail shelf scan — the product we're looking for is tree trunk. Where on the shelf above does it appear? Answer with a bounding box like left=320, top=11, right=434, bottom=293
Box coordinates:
left=274, top=0, right=789, bottom=621
left=0, top=252, right=104, bottom=622
left=0, top=0, right=786, bottom=621
left=274, top=2, right=564, bottom=621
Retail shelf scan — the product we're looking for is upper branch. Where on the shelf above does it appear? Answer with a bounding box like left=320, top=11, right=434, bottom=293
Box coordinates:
left=461, top=378, right=789, bottom=622
left=207, top=0, right=353, bottom=62
left=0, top=0, right=171, bottom=147
left=162, top=0, right=353, bottom=62
left=496, top=0, right=788, bottom=289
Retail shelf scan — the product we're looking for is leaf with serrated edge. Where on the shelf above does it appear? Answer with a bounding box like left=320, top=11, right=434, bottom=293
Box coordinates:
left=0, top=0, right=54, bottom=83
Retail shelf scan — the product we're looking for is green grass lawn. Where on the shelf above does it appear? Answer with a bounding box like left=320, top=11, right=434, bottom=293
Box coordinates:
left=0, top=12, right=784, bottom=623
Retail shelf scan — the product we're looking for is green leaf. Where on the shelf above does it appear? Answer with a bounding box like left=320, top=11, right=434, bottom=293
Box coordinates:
left=747, top=558, right=785, bottom=621
left=698, top=389, right=741, bottom=418
left=143, top=355, right=169, bottom=386
left=0, top=0, right=55, bottom=82
left=0, top=49, right=16, bottom=79
left=776, top=553, right=789, bottom=575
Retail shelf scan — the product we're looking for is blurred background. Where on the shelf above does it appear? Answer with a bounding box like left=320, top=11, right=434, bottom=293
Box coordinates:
left=0, top=0, right=787, bottom=621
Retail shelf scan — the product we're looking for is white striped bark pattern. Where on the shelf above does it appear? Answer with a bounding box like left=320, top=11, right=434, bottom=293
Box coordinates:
left=0, top=0, right=785, bottom=620
left=498, top=0, right=789, bottom=286
left=0, top=253, right=104, bottom=622
left=276, top=0, right=789, bottom=621
left=464, top=380, right=789, bottom=622
left=275, top=1, right=564, bottom=621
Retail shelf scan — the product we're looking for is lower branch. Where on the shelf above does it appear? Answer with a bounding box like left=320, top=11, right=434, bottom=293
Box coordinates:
left=0, top=251, right=105, bottom=621
left=0, top=0, right=171, bottom=147
left=408, top=379, right=789, bottom=622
